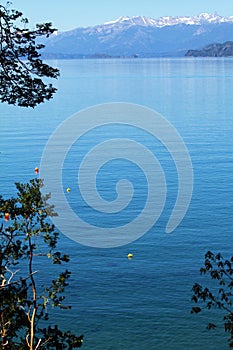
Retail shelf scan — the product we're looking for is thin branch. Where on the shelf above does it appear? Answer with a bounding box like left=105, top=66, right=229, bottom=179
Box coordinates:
left=0, top=271, right=38, bottom=291
left=28, top=233, right=37, bottom=350
left=6, top=267, right=20, bottom=285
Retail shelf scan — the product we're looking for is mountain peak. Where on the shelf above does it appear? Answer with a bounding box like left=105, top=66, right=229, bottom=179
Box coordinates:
left=102, top=13, right=233, bottom=29
left=104, top=16, right=157, bottom=27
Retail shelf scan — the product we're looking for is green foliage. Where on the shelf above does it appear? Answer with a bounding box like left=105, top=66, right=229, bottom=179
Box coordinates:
left=191, top=251, right=233, bottom=348
left=0, top=179, right=83, bottom=349
left=0, top=3, right=59, bottom=107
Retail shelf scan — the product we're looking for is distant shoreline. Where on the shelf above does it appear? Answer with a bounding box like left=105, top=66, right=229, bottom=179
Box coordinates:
left=42, top=55, right=233, bottom=59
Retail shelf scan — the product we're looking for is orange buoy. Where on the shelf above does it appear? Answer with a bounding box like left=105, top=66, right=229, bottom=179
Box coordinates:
left=35, top=167, right=39, bottom=174
left=4, top=213, right=10, bottom=222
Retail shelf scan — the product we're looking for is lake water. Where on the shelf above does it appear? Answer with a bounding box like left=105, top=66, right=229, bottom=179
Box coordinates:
left=1, top=58, right=233, bottom=349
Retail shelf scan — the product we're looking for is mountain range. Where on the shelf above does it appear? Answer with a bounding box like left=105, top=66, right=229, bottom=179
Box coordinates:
left=42, top=14, right=233, bottom=58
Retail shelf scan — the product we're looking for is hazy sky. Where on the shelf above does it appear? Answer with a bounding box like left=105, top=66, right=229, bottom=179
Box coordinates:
left=9, top=0, right=233, bottom=31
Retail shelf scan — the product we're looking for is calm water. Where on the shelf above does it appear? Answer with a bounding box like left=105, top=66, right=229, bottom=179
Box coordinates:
left=1, top=58, right=233, bottom=349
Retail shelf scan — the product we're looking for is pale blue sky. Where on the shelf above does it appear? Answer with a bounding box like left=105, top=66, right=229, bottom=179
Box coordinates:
left=9, top=0, right=233, bottom=31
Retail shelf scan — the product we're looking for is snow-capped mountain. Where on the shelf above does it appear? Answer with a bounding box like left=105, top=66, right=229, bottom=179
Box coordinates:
left=42, top=14, right=233, bottom=58
left=102, top=13, right=233, bottom=28
left=104, top=16, right=158, bottom=27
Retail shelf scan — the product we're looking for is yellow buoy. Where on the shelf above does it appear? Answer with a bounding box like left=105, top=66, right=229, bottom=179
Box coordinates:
left=66, top=187, right=71, bottom=193
left=127, top=253, right=133, bottom=259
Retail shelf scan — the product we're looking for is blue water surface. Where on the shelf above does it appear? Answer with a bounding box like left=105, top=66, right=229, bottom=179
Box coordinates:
left=1, top=58, right=233, bottom=349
